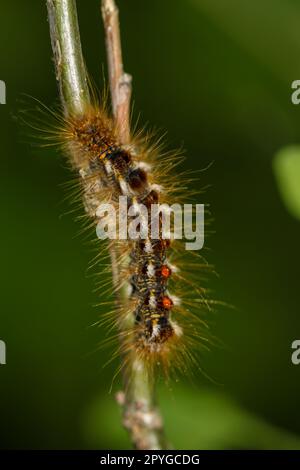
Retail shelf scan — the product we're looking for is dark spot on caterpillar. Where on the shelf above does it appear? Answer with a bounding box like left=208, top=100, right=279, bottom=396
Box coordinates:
left=147, top=317, right=174, bottom=343
left=127, top=168, right=147, bottom=190
left=143, top=189, right=159, bottom=208
left=158, top=323, right=174, bottom=342
left=152, top=238, right=171, bottom=250
left=145, top=319, right=153, bottom=337
left=162, top=239, right=171, bottom=248
left=141, top=263, right=148, bottom=275
left=138, top=240, right=146, bottom=251
left=135, top=313, right=141, bottom=322
left=158, top=315, right=169, bottom=327
left=106, top=148, right=132, bottom=173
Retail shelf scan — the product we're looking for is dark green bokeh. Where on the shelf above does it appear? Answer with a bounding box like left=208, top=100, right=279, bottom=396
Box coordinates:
left=1, top=0, right=300, bottom=449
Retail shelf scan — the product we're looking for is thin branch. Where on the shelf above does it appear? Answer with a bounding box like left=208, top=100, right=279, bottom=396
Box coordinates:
left=101, top=0, right=168, bottom=450
left=47, top=0, right=167, bottom=450
left=101, top=0, right=132, bottom=144
left=47, top=0, right=90, bottom=116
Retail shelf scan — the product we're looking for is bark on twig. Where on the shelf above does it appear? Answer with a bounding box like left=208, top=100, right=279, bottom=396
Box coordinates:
left=101, top=0, right=132, bottom=144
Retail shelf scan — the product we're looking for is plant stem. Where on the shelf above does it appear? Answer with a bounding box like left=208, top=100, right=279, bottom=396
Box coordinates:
left=101, top=0, right=132, bottom=144
left=47, top=0, right=90, bottom=116
left=47, top=0, right=168, bottom=450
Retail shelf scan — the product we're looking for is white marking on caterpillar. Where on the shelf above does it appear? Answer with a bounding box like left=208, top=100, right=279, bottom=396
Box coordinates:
left=149, top=293, right=156, bottom=308
left=150, top=183, right=163, bottom=193
left=119, top=178, right=129, bottom=195
left=171, top=321, right=183, bottom=337
left=151, top=324, right=160, bottom=339
left=104, top=160, right=113, bottom=174
left=169, top=294, right=181, bottom=306
left=168, top=263, right=179, bottom=273
left=147, top=263, right=155, bottom=277
left=144, top=239, right=153, bottom=253
left=136, top=161, right=152, bottom=172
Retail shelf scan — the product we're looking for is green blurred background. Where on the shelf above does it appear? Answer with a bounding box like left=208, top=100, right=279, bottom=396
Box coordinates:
left=1, top=0, right=300, bottom=449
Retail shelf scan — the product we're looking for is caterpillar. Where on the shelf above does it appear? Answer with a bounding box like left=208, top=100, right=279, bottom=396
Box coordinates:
left=35, top=99, right=212, bottom=380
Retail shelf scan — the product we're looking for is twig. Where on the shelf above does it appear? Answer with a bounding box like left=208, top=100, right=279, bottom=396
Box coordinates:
left=101, top=0, right=132, bottom=144
left=46, top=0, right=167, bottom=450
left=47, top=0, right=90, bottom=116
left=101, top=0, right=168, bottom=450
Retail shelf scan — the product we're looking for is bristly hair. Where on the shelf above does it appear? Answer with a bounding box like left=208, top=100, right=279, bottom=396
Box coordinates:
left=20, top=89, right=217, bottom=383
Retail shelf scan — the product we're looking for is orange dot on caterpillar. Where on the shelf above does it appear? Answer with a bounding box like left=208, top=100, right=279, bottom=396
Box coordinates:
left=162, top=296, right=173, bottom=310
left=161, top=265, right=171, bottom=279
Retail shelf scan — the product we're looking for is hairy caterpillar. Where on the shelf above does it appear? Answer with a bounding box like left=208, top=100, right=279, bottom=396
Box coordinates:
left=23, top=86, right=212, bottom=382
left=48, top=99, right=212, bottom=379
left=23, top=0, right=216, bottom=393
